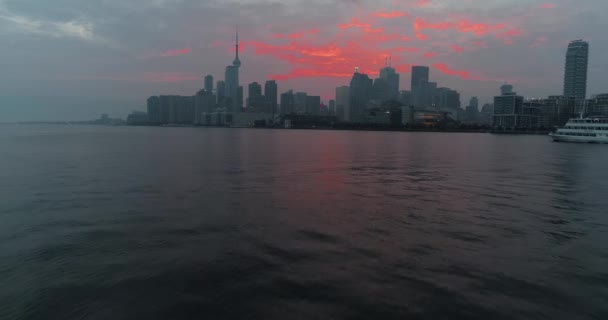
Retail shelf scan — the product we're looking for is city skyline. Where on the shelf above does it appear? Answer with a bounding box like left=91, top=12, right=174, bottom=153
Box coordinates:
left=1, top=0, right=607, bottom=121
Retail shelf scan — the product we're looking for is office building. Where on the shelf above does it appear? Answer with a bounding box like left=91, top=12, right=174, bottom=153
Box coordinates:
left=336, top=86, right=350, bottom=121
left=328, top=100, right=336, bottom=116
left=147, top=96, right=161, bottom=124
left=411, top=66, right=429, bottom=108
left=280, top=90, right=295, bottom=115
left=379, top=65, right=400, bottom=100
left=305, top=95, right=321, bottom=115
left=294, top=92, right=308, bottom=114
left=247, top=82, right=264, bottom=110
left=264, top=80, right=278, bottom=115
left=216, top=81, right=226, bottom=105
left=349, top=70, right=373, bottom=122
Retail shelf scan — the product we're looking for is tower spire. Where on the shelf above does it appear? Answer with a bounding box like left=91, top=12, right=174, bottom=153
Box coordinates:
left=233, top=26, right=241, bottom=67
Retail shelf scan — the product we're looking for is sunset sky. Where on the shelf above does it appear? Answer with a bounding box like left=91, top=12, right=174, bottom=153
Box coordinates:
left=1, top=0, right=606, bottom=121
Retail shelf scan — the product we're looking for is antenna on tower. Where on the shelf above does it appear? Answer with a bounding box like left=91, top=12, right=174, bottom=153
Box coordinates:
left=389, top=56, right=392, bottom=67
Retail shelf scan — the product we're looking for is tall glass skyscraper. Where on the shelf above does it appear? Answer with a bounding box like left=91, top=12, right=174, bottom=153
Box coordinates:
left=563, top=40, right=589, bottom=103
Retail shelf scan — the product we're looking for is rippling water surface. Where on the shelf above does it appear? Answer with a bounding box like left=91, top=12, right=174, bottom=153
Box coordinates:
left=1, top=125, right=607, bottom=319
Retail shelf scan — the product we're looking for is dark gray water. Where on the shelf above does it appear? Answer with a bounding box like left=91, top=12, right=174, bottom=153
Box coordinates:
left=1, top=125, right=607, bottom=319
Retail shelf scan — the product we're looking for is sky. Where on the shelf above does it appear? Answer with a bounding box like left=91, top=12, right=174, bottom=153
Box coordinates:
left=0, top=0, right=607, bottom=121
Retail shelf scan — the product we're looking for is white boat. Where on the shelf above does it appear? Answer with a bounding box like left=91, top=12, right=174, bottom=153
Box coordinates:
left=550, top=117, right=608, bottom=143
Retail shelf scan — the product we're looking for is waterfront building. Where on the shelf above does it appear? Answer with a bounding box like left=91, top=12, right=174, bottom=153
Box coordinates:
left=195, top=89, right=216, bottom=124
left=540, top=95, right=576, bottom=128
left=563, top=40, right=589, bottom=104
left=493, top=85, right=538, bottom=129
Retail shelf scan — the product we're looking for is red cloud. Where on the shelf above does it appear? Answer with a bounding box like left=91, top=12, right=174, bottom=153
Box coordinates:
left=539, top=3, right=555, bottom=9
left=273, top=29, right=319, bottom=39
left=433, top=63, right=473, bottom=80
left=423, top=52, right=439, bottom=58
left=450, top=45, right=465, bottom=53
left=159, top=47, right=191, bottom=57
left=530, top=36, right=549, bottom=48
left=372, top=10, right=409, bottom=19
left=496, top=28, right=523, bottom=44
left=338, top=18, right=372, bottom=29
left=416, top=0, right=431, bottom=7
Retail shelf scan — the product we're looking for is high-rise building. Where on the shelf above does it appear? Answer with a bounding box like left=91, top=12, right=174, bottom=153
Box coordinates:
left=411, top=66, right=430, bottom=108
left=305, top=96, right=321, bottom=115
left=204, top=75, right=213, bottom=93
left=216, top=81, right=226, bottom=102
left=328, top=100, right=336, bottom=116
left=264, top=80, right=278, bottom=115
left=468, top=97, right=479, bottom=112
left=195, top=89, right=216, bottom=123
left=147, top=96, right=161, bottom=125
left=379, top=65, right=400, bottom=100
left=294, top=92, right=308, bottom=114
left=280, top=90, right=295, bottom=115
left=237, top=86, right=243, bottom=110
left=336, top=86, right=350, bottom=121
left=563, top=40, right=589, bottom=103
left=411, top=66, right=429, bottom=90
left=225, top=66, right=238, bottom=109
left=349, top=70, right=373, bottom=122
left=224, top=31, right=241, bottom=112
left=247, top=82, right=263, bottom=110
left=434, top=87, right=460, bottom=110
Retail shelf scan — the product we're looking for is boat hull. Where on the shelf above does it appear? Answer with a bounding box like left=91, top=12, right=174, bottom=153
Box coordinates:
left=550, top=134, right=608, bottom=144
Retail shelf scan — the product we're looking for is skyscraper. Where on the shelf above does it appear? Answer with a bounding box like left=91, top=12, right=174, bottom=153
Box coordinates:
left=204, top=75, right=213, bottom=93
left=411, top=66, right=430, bottom=108
left=411, top=66, right=429, bottom=90
left=264, top=80, right=278, bottom=116
left=335, top=86, right=350, bottom=121
left=379, top=65, right=400, bottom=100
left=280, top=90, right=295, bottom=115
left=294, top=92, right=308, bottom=114
left=247, top=82, right=264, bottom=110
left=224, top=30, right=241, bottom=112
left=563, top=40, right=589, bottom=103
left=216, top=80, right=226, bottom=105
left=349, top=70, right=373, bottom=122
left=469, top=97, right=479, bottom=112
left=305, top=96, right=321, bottom=115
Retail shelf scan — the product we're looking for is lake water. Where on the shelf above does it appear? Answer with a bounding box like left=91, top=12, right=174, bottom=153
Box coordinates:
left=1, top=125, right=607, bottom=319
